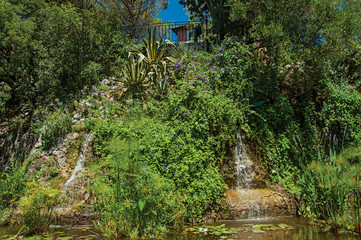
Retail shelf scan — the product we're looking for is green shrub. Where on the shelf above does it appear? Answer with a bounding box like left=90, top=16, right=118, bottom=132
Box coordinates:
left=92, top=45, right=253, bottom=221
left=0, top=82, right=11, bottom=113
left=38, top=109, right=72, bottom=150
left=16, top=182, right=63, bottom=235
left=94, top=139, right=185, bottom=239
left=0, top=156, right=31, bottom=225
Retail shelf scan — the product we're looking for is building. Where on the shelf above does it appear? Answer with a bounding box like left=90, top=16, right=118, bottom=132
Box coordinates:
left=171, top=24, right=203, bottom=44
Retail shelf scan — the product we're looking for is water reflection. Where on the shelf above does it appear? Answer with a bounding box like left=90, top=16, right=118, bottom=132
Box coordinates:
left=220, top=216, right=356, bottom=240
left=0, top=216, right=358, bottom=239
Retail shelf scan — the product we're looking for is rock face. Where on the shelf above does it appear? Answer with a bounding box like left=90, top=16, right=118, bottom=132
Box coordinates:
left=226, top=134, right=296, bottom=219
left=227, top=189, right=296, bottom=219
left=0, top=126, right=37, bottom=168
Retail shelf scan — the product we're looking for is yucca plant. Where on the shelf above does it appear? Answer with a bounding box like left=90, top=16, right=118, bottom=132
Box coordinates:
left=121, top=54, right=150, bottom=99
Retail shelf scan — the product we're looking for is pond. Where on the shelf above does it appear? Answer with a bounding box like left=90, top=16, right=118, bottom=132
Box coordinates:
left=0, top=216, right=357, bottom=239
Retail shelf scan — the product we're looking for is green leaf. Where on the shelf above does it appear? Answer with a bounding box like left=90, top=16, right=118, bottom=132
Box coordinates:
left=139, top=199, right=146, bottom=212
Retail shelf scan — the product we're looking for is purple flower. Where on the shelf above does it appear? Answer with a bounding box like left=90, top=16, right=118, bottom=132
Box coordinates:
left=163, top=163, right=168, bottom=169
left=142, top=163, right=147, bottom=167
left=211, top=85, right=214, bottom=89
left=174, top=134, right=177, bottom=138
left=178, top=118, right=181, bottom=121
left=176, top=157, right=179, bottom=160
left=151, top=152, right=154, bottom=156
left=178, top=108, right=181, bottom=111
left=180, top=143, right=183, bottom=146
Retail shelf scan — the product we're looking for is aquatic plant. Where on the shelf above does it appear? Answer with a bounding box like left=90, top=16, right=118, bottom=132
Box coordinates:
left=15, top=182, right=63, bottom=235
left=94, top=139, right=185, bottom=239
left=298, top=146, right=361, bottom=233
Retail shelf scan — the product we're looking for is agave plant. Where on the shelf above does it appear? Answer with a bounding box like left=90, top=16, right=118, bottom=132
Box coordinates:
left=153, top=78, right=169, bottom=99
left=121, top=54, right=150, bottom=99
left=169, top=43, right=198, bottom=60
left=132, top=28, right=174, bottom=83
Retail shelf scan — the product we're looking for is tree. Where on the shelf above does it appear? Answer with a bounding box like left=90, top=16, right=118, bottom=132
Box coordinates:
left=0, top=0, right=131, bottom=116
left=179, top=0, right=229, bottom=41
left=104, top=0, right=168, bottom=39
left=180, top=0, right=361, bottom=59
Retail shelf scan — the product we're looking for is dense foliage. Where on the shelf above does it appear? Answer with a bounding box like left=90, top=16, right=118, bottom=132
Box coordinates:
left=94, top=139, right=185, bottom=238
left=0, top=0, right=161, bottom=117
left=2, top=0, right=361, bottom=237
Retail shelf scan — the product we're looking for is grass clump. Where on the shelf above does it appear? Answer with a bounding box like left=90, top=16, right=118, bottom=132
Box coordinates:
left=298, top=146, right=361, bottom=233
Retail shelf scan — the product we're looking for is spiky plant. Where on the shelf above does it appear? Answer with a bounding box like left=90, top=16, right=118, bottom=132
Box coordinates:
left=121, top=55, right=150, bottom=99
left=132, top=28, right=174, bottom=83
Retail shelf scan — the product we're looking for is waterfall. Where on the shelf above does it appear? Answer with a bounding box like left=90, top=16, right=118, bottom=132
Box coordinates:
left=62, top=132, right=92, bottom=193
left=234, top=133, right=253, bottom=189
left=233, top=133, right=262, bottom=218
left=228, top=133, right=293, bottom=219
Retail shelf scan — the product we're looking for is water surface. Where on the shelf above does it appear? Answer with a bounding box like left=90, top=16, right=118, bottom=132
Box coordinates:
left=0, top=216, right=358, bottom=239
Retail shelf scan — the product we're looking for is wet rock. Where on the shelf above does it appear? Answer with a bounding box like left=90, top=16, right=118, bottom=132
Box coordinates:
left=56, top=206, right=98, bottom=226
left=227, top=189, right=296, bottom=219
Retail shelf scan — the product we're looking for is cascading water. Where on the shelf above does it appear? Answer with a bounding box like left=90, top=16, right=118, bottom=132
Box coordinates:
left=234, top=133, right=254, bottom=189
left=228, top=133, right=292, bottom=219
left=232, top=133, right=264, bottom=218
left=62, top=132, right=92, bottom=194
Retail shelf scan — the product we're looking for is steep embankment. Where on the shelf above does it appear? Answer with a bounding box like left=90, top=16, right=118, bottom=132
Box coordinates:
left=1, top=77, right=296, bottom=226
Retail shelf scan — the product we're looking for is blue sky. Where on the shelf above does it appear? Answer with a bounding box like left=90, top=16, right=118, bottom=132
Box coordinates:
left=158, top=1, right=188, bottom=22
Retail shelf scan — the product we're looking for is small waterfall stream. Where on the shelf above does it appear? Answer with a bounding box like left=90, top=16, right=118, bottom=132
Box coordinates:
left=228, top=133, right=292, bottom=219
left=235, top=133, right=254, bottom=189
left=62, top=132, right=92, bottom=193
